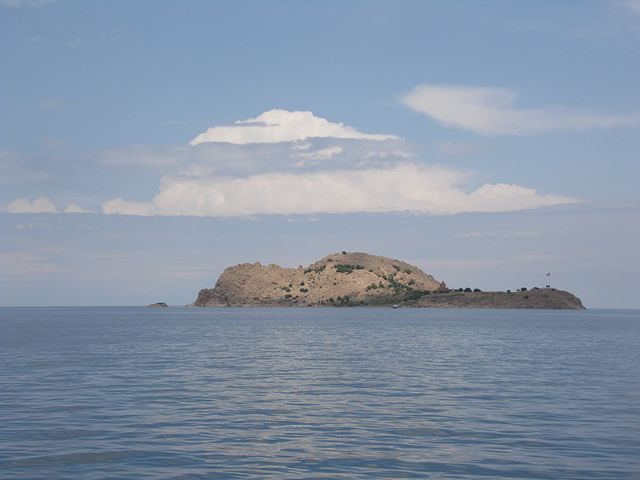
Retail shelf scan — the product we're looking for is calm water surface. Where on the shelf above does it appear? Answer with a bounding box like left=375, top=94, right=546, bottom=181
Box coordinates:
left=1, top=307, right=639, bottom=479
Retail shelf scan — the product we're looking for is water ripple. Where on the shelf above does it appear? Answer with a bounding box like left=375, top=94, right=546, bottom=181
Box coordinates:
left=1, top=307, right=639, bottom=479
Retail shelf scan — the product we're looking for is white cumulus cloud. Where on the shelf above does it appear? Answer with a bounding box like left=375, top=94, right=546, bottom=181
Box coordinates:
left=102, top=164, right=577, bottom=217
left=64, top=203, right=91, bottom=213
left=401, top=84, right=640, bottom=135
left=189, top=109, right=400, bottom=145
left=7, top=197, right=58, bottom=213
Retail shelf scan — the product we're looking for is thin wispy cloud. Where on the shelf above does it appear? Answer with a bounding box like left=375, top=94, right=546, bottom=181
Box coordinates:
left=0, top=251, right=60, bottom=275
left=457, top=230, right=537, bottom=238
left=617, top=0, right=640, bottom=15
left=438, top=141, right=486, bottom=155
left=64, top=37, right=82, bottom=47
left=401, top=84, right=640, bottom=136
left=611, top=0, right=640, bottom=37
left=40, top=99, right=66, bottom=109
left=1, top=0, right=52, bottom=7
left=95, top=137, right=409, bottom=175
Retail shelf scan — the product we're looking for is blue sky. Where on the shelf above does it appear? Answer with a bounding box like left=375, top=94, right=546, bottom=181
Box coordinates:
left=1, top=0, right=639, bottom=307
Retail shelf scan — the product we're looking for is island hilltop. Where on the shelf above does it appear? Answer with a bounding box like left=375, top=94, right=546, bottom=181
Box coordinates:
left=189, top=252, right=584, bottom=309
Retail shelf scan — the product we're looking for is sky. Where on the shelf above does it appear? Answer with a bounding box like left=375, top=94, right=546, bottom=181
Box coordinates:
left=1, top=0, right=639, bottom=308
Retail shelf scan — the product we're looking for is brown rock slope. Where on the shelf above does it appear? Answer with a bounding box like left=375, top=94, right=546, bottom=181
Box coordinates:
left=190, top=252, right=440, bottom=307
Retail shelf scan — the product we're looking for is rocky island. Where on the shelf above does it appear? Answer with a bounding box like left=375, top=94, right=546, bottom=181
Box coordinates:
left=189, top=252, right=584, bottom=309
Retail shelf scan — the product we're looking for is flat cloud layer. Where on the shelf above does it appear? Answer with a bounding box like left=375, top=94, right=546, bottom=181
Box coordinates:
left=102, top=164, right=577, bottom=217
left=401, top=84, right=640, bottom=135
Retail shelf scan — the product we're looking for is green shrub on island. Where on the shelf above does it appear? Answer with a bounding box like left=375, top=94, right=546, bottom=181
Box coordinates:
left=335, top=264, right=353, bottom=273
left=334, top=295, right=351, bottom=306
left=403, top=289, right=425, bottom=301
left=334, top=264, right=363, bottom=274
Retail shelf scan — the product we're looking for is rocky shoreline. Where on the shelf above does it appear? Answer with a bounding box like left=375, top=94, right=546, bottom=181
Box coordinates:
left=413, top=288, right=584, bottom=309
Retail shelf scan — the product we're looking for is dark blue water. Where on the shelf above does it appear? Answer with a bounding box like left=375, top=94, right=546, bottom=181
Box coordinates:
left=1, top=307, right=638, bottom=479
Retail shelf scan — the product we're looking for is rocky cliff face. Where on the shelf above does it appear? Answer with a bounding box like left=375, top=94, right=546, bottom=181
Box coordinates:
left=189, top=252, right=585, bottom=309
left=190, top=252, right=440, bottom=307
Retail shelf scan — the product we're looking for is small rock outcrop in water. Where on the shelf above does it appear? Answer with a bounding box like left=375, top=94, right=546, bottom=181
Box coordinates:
left=189, top=252, right=584, bottom=309
left=147, top=302, right=169, bottom=307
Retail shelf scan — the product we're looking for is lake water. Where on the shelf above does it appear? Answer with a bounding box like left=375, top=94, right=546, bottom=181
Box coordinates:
left=1, top=307, right=639, bottom=479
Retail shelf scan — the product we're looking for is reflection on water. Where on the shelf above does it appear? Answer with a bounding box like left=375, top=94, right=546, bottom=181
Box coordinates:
left=1, top=307, right=639, bottom=479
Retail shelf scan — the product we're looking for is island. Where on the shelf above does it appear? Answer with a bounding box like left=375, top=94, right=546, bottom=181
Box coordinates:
left=189, top=252, right=584, bottom=309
